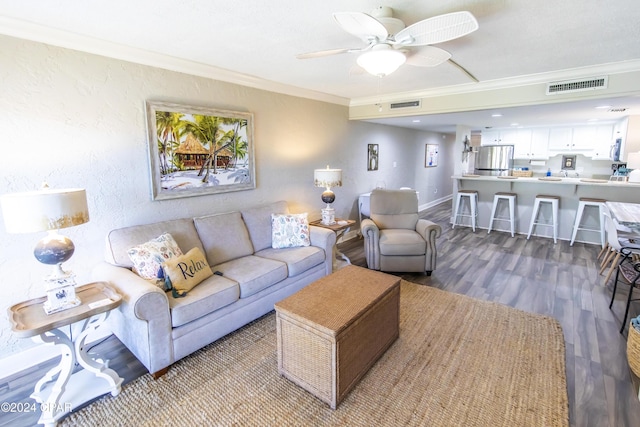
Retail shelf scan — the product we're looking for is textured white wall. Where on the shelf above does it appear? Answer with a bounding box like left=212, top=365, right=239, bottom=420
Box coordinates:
left=0, top=34, right=452, bottom=359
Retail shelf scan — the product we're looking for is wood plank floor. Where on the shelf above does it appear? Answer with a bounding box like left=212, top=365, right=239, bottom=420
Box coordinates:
left=2, top=200, right=640, bottom=426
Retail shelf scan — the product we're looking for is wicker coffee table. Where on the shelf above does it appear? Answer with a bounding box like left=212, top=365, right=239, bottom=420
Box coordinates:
left=274, top=265, right=400, bottom=408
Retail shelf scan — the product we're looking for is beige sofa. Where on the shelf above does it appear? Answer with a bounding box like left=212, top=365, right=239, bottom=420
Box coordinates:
left=92, top=201, right=335, bottom=377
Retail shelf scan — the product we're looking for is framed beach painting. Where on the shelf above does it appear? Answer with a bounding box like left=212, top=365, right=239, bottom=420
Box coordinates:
left=145, top=101, right=255, bottom=200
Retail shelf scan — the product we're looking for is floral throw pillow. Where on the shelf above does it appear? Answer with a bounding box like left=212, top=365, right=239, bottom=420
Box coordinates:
left=271, top=213, right=310, bottom=249
left=127, top=233, right=183, bottom=281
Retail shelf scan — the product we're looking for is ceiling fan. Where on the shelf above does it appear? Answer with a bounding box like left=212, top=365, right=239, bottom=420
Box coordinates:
left=297, top=6, right=479, bottom=80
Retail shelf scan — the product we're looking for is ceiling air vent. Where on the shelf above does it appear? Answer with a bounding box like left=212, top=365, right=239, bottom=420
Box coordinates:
left=546, top=76, right=608, bottom=95
left=390, top=100, right=420, bottom=109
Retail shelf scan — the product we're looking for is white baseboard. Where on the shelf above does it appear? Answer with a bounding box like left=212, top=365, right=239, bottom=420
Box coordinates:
left=419, top=194, right=452, bottom=212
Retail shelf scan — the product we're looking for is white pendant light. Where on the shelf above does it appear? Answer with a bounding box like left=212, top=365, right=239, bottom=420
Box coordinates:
left=357, top=44, right=406, bottom=77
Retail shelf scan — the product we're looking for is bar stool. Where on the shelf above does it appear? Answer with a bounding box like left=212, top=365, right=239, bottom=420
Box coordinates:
left=527, top=195, right=560, bottom=244
left=488, top=192, right=517, bottom=237
left=569, top=197, right=607, bottom=246
left=453, top=190, right=478, bottom=232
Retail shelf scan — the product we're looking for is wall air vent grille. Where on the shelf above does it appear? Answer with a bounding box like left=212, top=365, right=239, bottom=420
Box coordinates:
left=546, top=76, right=608, bottom=95
left=390, top=100, right=420, bottom=109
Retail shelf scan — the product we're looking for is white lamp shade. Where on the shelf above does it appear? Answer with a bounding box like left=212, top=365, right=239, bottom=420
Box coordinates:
left=357, top=45, right=406, bottom=77
left=314, top=168, right=342, bottom=189
left=1, top=188, right=89, bottom=233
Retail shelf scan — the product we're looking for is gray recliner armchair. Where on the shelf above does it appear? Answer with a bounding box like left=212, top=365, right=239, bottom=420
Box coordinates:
left=361, top=189, right=441, bottom=275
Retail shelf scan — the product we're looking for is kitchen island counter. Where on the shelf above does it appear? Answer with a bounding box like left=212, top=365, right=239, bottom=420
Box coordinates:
left=451, top=175, right=640, bottom=244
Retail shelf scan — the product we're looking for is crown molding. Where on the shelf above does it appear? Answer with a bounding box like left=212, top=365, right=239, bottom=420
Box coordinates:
left=0, top=16, right=350, bottom=106
left=349, top=59, right=640, bottom=107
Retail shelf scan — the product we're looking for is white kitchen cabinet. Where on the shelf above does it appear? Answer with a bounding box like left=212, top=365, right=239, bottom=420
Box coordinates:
left=510, top=129, right=549, bottom=159
left=529, top=128, right=550, bottom=159
left=589, top=125, right=615, bottom=159
left=547, top=127, right=574, bottom=151
left=482, top=129, right=531, bottom=148
left=480, top=130, right=505, bottom=145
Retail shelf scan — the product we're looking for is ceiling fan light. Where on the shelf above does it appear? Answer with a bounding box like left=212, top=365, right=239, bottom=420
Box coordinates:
left=357, top=48, right=406, bottom=77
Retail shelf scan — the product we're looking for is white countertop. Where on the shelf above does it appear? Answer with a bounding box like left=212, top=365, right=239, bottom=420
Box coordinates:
left=452, top=175, right=640, bottom=187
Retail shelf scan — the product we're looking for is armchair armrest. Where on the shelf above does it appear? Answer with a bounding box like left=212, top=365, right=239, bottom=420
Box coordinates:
left=92, top=262, right=173, bottom=375
left=361, top=218, right=380, bottom=270
left=309, top=226, right=337, bottom=275
left=416, top=219, right=442, bottom=272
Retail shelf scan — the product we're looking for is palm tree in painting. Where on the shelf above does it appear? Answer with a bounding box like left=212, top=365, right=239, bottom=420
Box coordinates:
left=186, top=115, right=249, bottom=183
left=156, top=111, right=185, bottom=174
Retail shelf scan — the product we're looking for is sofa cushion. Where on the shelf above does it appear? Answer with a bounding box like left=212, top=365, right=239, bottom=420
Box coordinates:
left=255, top=246, right=324, bottom=277
left=162, top=247, right=213, bottom=297
left=106, top=218, right=203, bottom=268
left=271, top=213, right=310, bottom=248
left=214, top=255, right=287, bottom=298
left=194, top=212, right=254, bottom=265
left=169, top=274, right=239, bottom=328
left=379, top=229, right=426, bottom=256
left=241, top=201, right=289, bottom=252
left=127, top=233, right=183, bottom=281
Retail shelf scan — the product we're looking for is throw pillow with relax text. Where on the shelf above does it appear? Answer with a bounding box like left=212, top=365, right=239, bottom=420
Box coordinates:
left=162, top=247, right=213, bottom=297
left=271, top=213, right=310, bottom=249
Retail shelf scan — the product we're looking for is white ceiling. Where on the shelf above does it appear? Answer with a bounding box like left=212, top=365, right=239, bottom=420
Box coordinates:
left=2, top=0, right=640, bottom=133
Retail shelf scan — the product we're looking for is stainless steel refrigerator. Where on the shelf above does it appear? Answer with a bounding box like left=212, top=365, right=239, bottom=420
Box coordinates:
left=474, top=145, right=514, bottom=176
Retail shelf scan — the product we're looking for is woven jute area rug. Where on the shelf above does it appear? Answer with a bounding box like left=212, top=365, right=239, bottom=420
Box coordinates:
left=63, top=281, right=568, bottom=426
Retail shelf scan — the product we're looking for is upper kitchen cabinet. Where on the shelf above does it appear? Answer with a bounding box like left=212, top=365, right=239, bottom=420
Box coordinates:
left=547, top=125, right=614, bottom=155
left=481, top=129, right=531, bottom=147
left=511, top=129, right=549, bottom=159
left=547, top=127, right=575, bottom=151
left=524, top=128, right=550, bottom=160
left=587, top=125, right=615, bottom=159
left=480, top=130, right=507, bottom=145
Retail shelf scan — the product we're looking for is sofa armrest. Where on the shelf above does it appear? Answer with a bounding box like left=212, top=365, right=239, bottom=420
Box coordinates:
left=92, top=262, right=173, bottom=375
left=361, top=218, right=380, bottom=270
left=416, top=219, right=442, bottom=272
left=309, top=226, right=337, bottom=275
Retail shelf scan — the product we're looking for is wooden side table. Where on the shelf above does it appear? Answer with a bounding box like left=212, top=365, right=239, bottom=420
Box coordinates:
left=8, top=282, right=123, bottom=427
left=310, top=219, right=356, bottom=270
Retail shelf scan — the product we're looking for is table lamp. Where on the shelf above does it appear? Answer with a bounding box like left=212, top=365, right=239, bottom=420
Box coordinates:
left=314, top=166, right=342, bottom=225
left=627, top=152, right=640, bottom=183
left=0, top=184, right=90, bottom=314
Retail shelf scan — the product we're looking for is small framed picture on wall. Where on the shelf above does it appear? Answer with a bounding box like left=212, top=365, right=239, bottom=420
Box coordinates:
left=561, top=155, right=576, bottom=170
left=425, top=144, right=439, bottom=167
left=368, top=144, right=379, bottom=171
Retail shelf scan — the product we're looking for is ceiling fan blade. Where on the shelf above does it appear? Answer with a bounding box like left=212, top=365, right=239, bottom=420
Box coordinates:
left=405, top=46, right=451, bottom=67
left=296, top=48, right=353, bottom=59
left=333, top=11, right=389, bottom=42
left=394, top=11, right=478, bottom=46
